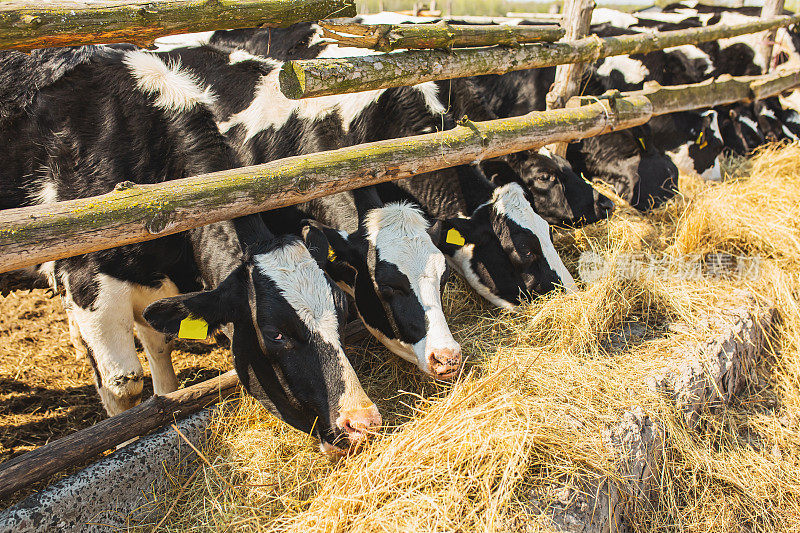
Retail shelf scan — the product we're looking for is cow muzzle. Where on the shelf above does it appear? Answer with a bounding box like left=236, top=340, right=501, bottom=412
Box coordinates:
left=594, top=191, right=615, bottom=220
left=335, top=403, right=382, bottom=444
left=427, top=346, right=462, bottom=380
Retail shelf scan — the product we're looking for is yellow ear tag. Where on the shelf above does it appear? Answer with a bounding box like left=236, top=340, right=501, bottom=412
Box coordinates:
left=446, top=228, right=466, bottom=246
left=696, top=131, right=708, bottom=149
left=327, top=246, right=337, bottom=262
left=637, top=137, right=647, bottom=151
left=178, top=316, right=208, bottom=340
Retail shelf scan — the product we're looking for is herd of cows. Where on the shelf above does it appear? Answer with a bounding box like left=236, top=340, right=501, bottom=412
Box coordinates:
left=1, top=2, right=799, bottom=454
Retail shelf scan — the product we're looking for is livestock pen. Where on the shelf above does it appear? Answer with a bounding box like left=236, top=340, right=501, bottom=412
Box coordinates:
left=1, top=0, right=799, bottom=531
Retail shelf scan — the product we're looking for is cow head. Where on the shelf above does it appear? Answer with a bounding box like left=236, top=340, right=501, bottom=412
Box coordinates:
left=304, top=204, right=461, bottom=380
left=569, top=126, right=679, bottom=211
left=719, top=104, right=765, bottom=156
left=436, top=183, right=577, bottom=308
left=144, top=231, right=380, bottom=455
left=480, top=148, right=614, bottom=227
left=667, top=110, right=725, bottom=181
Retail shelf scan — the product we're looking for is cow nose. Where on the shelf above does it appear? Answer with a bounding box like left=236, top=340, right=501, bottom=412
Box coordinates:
left=427, top=346, right=462, bottom=380
left=337, top=404, right=382, bottom=444
left=595, top=192, right=615, bottom=218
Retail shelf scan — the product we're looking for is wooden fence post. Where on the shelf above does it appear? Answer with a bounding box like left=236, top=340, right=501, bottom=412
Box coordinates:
left=759, top=0, right=786, bottom=74
left=546, top=0, right=595, bottom=157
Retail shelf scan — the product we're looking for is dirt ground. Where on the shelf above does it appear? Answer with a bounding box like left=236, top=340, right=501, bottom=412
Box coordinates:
left=0, top=288, right=233, bottom=505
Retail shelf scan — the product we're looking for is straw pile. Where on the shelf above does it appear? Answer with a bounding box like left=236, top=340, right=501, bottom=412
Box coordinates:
left=139, top=143, right=800, bottom=532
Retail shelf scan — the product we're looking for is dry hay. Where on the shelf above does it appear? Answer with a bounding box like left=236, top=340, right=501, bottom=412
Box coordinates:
left=0, top=290, right=233, bottom=508
left=125, top=143, right=800, bottom=532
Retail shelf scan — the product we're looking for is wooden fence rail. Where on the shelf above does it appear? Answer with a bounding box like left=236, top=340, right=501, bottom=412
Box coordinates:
left=319, top=21, right=565, bottom=51
left=279, top=14, right=800, bottom=99
left=0, top=370, right=240, bottom=501
left=0, top=0, right=357, bottom=51
left=0, top=69, right=798, bottom=275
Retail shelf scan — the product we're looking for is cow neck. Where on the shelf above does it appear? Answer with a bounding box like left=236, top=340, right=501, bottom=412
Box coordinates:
left=456, top=165, right=498, bottom=213
left=189, top=214, right=275, bottom=288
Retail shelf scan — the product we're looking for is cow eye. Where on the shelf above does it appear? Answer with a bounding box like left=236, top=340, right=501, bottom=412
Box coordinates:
left=379, top=283, right=410, bottom=298
left=263, top=329, right=287, bottom=344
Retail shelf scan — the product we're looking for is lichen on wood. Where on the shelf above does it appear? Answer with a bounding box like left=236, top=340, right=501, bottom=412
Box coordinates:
left=2, top=68, right=799, bottom=274
left=319, top=20, right=564, bottom=52
left=0, top=0, right=357, bottom=51
left=281, top=14, right=800, bottom=99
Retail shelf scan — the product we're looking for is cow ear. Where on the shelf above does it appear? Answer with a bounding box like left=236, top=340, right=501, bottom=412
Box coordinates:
left=480, top=158, right=518, bottom=186
left=437, top=217, right=474, bottom=251
left=143, top=286, right=231, bottom=339
left=427, top=219, right=443, bottom=245
left=300, top=220, right=333, bottom=268
left=300, top=219, right=357, bottom=288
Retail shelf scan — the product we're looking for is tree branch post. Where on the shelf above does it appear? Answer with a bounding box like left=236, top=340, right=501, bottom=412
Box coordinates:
left=759, top=0, right=785, bottom=74
left=319, top=21, right=565, bottom=52
left=0, top=370, right=240, bottom=501
left=0, top=0, right=357, bottom=51
left=3, top=69, right=800, bottom=274
left=545, top=0, right=595, bottom=157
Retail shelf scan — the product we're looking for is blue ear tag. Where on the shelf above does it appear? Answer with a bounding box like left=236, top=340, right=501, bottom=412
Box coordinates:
left=178, top=316, right=208, bottom=340
left=446, top=228, right=466, bottom=246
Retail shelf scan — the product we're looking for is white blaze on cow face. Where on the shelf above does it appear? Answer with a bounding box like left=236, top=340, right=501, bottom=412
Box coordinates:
left=123, top=50, right=216, bottom=112
left=738, top=114, right=760, bottom=135
left=253, top=241, right=373, bottom=425
left=492, top=183, right=577, bottom=292
left=364, top=203, right=460, bottom=377
left=597, top=56, right=650, bottom=85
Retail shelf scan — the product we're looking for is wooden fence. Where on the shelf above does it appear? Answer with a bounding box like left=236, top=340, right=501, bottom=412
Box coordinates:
left=0, top=0, right=798, bottom=502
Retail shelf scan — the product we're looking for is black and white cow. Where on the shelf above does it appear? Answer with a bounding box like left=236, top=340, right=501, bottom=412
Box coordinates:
left=467, top=68, right=679, bottom=210
left=377, top=167, right=578, bottom=307
left=650, top=110, right=724, bottom=180
left=160, top=30, right=577, bottom=309
left=156, top=43, right=462, bottom=378
left=0, top=47, right=380, bottom=453
left=433, top=76, right=614, bottom=227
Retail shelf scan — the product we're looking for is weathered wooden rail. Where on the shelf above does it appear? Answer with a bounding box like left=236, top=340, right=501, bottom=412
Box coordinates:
left=319, top=21, right=565, bottom=51
left=0, top=0, right=356, bottom=51
left=279, top=14, right=800, bottom=98
left=0, top=370, right=240, bottom=501
left=0, top=69, right=798, bottom=275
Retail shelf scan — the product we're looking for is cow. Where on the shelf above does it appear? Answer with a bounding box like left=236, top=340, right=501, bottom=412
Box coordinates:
left=377, top=168, right=578, bottom=308
left=156, top=30, right=574, bottom=312
left=650, top=110, right=724, bottom=180
left=467, top=68, right=679, bottom=210
left=0, top=46, right=379, bottom=454
left=156, top=43, right=462, bottom=379
left=433, top=76, right=614, bottom=227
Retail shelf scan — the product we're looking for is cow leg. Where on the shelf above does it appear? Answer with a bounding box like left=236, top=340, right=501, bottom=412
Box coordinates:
left=67, top=312, right=89, bottom=361
left=64, top=272, right=144, bottom=416
left=135, top=322, right=178, bottom=395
